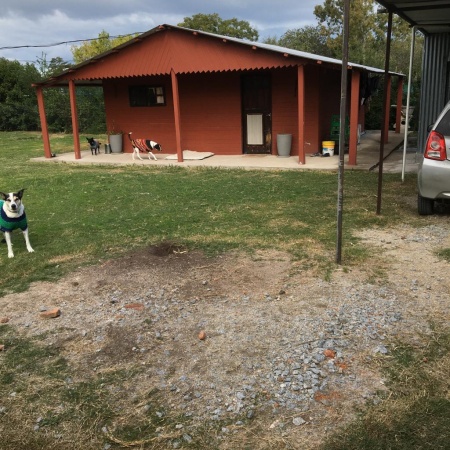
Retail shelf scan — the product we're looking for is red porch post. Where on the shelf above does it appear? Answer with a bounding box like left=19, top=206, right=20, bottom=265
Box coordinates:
left=171, top=69, right=183, bottom=162
left=68, top=80, right=81, bottom=159
left=297, top=65, right=305, bottom=165
left=34, top=86, right=52, bottom=158
left=383, top=74, right=392, bottom=144
left=395, top=76, right=404, bottom=133
left=348, top=70, right=361, bottom=166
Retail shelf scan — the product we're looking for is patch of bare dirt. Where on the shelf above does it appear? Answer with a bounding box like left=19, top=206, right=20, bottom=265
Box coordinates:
left=1, top=225, right=450, bottom=448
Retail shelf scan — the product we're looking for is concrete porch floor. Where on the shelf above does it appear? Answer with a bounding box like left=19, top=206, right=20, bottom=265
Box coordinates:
left=32, top=129, right=419, bottom=173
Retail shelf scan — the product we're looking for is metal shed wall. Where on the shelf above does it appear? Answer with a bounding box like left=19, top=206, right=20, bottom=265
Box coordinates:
left=418, top=33, right=450, bottom=150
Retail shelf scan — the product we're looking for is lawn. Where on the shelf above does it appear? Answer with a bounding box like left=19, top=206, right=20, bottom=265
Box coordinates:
left=2, top=131, right=449, bottom=450
left=0, top=131, right=420, bottom=295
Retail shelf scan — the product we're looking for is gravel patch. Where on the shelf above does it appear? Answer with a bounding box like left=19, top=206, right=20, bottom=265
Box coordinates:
left=1, top=224, right=450, bottom=447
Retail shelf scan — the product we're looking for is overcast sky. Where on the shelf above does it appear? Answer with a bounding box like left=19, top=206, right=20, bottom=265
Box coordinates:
left=0, top=0, right=321, bottom=65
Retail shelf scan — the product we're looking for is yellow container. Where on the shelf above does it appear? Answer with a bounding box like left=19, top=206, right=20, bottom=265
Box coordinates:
left=322, top=141, right=335, bottom=156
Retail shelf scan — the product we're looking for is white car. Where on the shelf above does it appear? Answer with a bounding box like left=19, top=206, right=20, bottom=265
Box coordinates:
left=417, top=101, right=450, bottom=215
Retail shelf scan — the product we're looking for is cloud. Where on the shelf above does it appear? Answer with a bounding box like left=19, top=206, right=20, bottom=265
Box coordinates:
left=1, top=0, right=318, bottom=26
left=0, top=0, right=318, bottom=63
left=0, top=9, right=159, bottom=63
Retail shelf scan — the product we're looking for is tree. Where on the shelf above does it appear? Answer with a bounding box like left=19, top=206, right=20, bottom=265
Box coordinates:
left=277, top=25, right=333, bottom=57
left=178, top=13, right=259, bottom=41
left=316, top=0, right=423, bottom=129
left=71, top=30, right=138, bottom=64
left=0, top=58, right=40, bottom=131
left=270, top=0, right=423, bottom=130
left=76, top=87, right=106, bottom=134
left=314, top=0, right=384, bottom=64
left=71, top=31, right=134, bottom=133
left=34, top=53, right=106, bottom=134
left=34, top=54, right=71, bottom=133
left=312, top=0, right=423, bottom=74
left=36, top=53, right=72, bottom=78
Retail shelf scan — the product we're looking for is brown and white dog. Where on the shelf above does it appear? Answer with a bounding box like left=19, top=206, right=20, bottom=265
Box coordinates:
left=128, top=132, right=162, bottom=161
left=0, top=189, right=34, bottom=258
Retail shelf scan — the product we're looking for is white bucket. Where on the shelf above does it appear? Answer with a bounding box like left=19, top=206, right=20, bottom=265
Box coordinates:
left=322, top=141, right=335, bottom=156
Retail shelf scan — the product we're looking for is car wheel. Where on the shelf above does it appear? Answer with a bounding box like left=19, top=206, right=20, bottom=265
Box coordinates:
left=418, top=194, right=434, bottom=215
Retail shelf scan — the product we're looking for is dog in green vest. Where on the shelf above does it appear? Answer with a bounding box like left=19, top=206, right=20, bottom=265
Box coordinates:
left=0, top=189, right=34, bottom=258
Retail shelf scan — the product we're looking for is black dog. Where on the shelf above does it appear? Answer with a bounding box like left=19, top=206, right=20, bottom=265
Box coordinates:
left=86, top=137, right=101, bottom=155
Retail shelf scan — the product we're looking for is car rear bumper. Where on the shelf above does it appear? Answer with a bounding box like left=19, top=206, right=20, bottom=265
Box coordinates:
left=418, top=157, right=450, bottom=199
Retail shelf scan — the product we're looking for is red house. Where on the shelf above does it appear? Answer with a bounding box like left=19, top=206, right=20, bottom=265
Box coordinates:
left=33, top=25, right=404, bottom=165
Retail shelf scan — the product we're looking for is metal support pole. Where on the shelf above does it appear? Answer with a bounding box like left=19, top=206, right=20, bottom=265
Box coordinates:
left=402, top=26, right=416, bottom=182
left=336, top=0, right=350, bottom=264
left=376, top=11, right=393, bottom=215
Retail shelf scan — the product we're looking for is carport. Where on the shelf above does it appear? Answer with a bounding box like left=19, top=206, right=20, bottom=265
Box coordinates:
left=376, top=1, right=450, bottom=176
left=337, top=0, right=450, bottom=262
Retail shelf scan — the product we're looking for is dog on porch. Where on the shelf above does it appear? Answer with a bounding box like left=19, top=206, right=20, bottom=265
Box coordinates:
left=128, top=132, right=162, bottom=161
left=86, top=137, right=101, bottom=155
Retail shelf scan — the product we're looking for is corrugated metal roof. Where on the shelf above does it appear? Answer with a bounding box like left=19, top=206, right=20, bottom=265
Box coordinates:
left=171, top=28, right=403, bottom=75
left=242, top=41, right=402, bottom=75
left=34, top=24, right=403, bottom=88
left=376, top=0, right=450, bottom=34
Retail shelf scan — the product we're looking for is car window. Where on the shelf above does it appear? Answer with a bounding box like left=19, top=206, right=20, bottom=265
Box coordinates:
left=435, top=109, right=450, bottom=135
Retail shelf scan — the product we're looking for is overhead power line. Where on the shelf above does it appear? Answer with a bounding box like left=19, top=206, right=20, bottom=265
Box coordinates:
left=0, top=32, right=144, bottom=51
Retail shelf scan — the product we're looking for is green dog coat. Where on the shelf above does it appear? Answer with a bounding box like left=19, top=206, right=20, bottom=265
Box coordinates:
left=0, top=200, right=28, bottom=232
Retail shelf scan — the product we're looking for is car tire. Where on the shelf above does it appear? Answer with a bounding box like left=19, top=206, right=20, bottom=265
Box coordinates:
left=418, top=194, right=434, bottom=215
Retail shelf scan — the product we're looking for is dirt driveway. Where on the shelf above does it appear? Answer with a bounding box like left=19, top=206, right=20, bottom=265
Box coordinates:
left=1, top=224, right=449, bottom=448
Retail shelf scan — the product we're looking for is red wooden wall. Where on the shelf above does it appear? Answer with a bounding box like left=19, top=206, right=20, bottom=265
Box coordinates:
left=272, top=68, right=299, bottom=155
left=318, top=68, right=342, bottom=147
left=103, top=66, right=343, bottom=156
left=103, top=76, right=177, bottom=153
left=178, top=72, right=242, bottom=155
left=271, top=66, right=342, bottom=155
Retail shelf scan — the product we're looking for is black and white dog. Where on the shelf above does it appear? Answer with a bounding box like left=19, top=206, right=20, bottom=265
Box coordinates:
left=0, top=189, right=34, bottom=258
left=86, top=137, right=101, bottom=155
left=128, top=132, right=162, bottom=161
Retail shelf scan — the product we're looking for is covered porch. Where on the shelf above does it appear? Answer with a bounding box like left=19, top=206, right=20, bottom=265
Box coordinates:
left=33, top=25, right=405, bottom=167
left=32, top=128, right=416, bottom=173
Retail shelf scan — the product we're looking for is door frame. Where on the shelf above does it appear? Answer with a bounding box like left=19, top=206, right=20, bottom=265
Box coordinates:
left=241, top=72, right=272, bottom=154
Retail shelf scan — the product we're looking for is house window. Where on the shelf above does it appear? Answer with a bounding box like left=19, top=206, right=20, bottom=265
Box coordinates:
left=129, top=86, right=165, bottom=107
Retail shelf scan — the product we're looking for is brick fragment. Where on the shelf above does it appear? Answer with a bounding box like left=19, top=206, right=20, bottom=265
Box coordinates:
left=40, top=308, right=61, bottom=319
left=0, top=317, right=9, bottom=324
left=198, top=330, right=207, bottom=340
left=124, top=303, right=145, bottom=311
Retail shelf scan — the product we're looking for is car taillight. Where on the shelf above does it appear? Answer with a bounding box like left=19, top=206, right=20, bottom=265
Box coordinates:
left=424, top=130, right=447, bottom=161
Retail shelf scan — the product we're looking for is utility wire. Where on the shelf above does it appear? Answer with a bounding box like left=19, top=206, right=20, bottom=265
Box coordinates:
left=0, top=33, right=144, bottom=51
